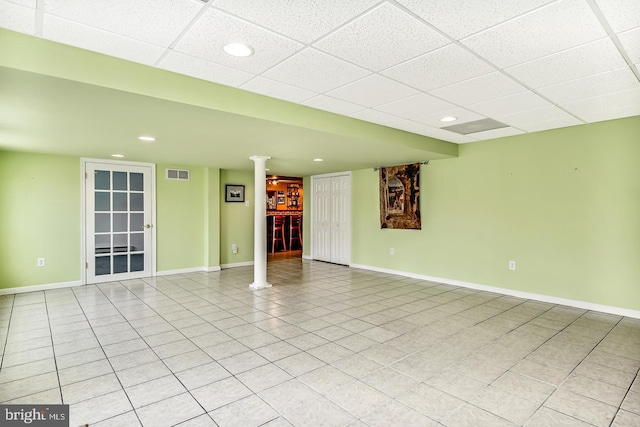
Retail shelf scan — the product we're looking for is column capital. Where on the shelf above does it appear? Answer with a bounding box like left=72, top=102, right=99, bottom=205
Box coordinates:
left=249, top=155, right=271, bottom=162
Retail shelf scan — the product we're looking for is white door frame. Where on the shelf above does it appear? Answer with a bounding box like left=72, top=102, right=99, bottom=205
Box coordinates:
left=80, top=158, right=157, bottom=285
left=310, top=171, right=352, bottom=265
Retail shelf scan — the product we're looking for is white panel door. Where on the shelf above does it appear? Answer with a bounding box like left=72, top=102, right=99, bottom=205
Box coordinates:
left=330, top=175, right=351, bottom=265
left=312, top=177, right=331, bottom=262
left=85, top=162, right=154, bottom=284
left=312, top=173, right=351, bottom=266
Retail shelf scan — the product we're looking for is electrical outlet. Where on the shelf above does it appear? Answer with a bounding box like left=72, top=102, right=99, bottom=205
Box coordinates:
left=37, top=258, right=45, bottom=267
left=509, top=260, right=516, bottom=270
left=390, top=248, right=394, bottom=255
left=245, top=200, right=250, bottom=207
left=232, top=244, right=238, bottom=254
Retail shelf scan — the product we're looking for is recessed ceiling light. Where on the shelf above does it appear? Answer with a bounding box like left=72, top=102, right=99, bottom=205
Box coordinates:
left=138, top=136, right=156, bottom=142
left=440, top=116, right=458, bottom=123
left=111, top=154, right=125, bottom=158
left=313, top=158, right=323, bottom=162
left=223, top=43, right=254, bottom=57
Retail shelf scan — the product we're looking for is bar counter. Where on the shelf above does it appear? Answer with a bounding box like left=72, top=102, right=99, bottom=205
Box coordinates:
left=266, top=211, right=302, bottom=252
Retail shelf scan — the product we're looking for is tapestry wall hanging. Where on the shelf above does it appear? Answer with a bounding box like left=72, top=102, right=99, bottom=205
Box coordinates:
left=379, top=163, right=421, bottom=229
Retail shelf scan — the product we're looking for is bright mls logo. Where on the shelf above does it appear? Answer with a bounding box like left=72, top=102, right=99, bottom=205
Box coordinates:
left=1, top=405, right=69, bottom=426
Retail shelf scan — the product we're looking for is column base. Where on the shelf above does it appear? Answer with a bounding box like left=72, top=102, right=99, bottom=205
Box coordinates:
left=249, top=281, right=272, bottom=290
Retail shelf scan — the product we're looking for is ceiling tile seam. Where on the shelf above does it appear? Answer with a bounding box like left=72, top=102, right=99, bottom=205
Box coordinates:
left=39, top=13, right=172, bottom=51
left=208, top=1, right=387, bottom=47
left=307, top=93, right=370, bottom=112
left=558, top=86, right=640, bottom=110
left=191, top=7, right=372, bottom=90
left=155, top=48, right=258, bottom=84
left=435, top=39, right=594, bottom=125
left=249, top=48, right=374, bottom=97
left=153, top=0, right=213, bottom=67
left=297, top=1, right=388, bottom=46
left=218, top=2, right=412, bottom=78
left=34, top=0, right=44, bottom=37
left=456, top=0, right=564, bottom=42
left=585, top=0, right=640, bottom=84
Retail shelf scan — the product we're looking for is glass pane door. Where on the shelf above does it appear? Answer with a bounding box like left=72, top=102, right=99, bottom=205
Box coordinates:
left=86, top=162, right=153, bottom=284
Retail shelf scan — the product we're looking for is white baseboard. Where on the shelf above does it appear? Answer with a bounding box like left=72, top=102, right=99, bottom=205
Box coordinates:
left=156, top=267, right=207, bottom=276
left=156, top=266, right=222, bottom=276
left=221, top=261, right=254, bottom=269
left=350, top=263, right=640, bottom=320
left=0, top=280, right=83, bottom=296
left=302, top=254, right=313, bottom=260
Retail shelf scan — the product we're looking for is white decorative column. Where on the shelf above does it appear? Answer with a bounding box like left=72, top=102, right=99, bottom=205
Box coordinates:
left=249, top=156, right=272, bottom=290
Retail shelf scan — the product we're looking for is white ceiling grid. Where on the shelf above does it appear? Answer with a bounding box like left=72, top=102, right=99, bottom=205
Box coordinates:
left=1, top=0, right=639, bottom=143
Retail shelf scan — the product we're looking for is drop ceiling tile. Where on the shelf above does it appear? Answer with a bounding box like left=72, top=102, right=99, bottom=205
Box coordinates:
left=430, top=72, right=527, bottom=106
left=43, top=0, right=204, bottom=47
left=468, top=91, right=553, bottom=118
left=326, top=74, right=419, bottom=107
left=7, top=0, right=35, bottom=8
left=462, top=0, right=607, bottom=68
left=349, top=109, right=403, bottom=127
left=43, top=16, right=166, bottom=66
left=497, top=105, right=576, bottom=129
left=595, top=0, right=640, bottom=33
left=0, top=1, right=35, bottom=34
left=506, top=38, right=627, bottom=88
left=263, top=48, right=370, bottom=93
left=241, top=77, right=317, bottom=103
left=174, top=9, right=304, bottom=74
left=468, top=127, right=525, bottom=141
left=391, top=120, right=476, bottom=143
left=537, top=67, right=639, bottom=104
left=303, top=96, right=365, bottom=116
left=382, top=44, right=495, bottom=92
left=396, top=0, right=555, bottom=39
left=562, top=87, right=640, bottom=122
left=517, top=116, right=583, bottom=133
left=213, top=0, right=379, bottom=44
left=374, top=94, right=455, bottom=119
left=576, top=103, right=640, bottom=124
left=314, top=2, right=448, bottom=72
left=618, top=27, right=640, bottom=64
left=159, top=51, right=254, bottom=88
left=413, top=108, right=485, bottom=128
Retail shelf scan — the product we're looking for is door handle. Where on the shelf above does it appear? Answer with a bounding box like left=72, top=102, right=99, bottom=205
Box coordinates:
left=144, top=224, right=153, bottom=229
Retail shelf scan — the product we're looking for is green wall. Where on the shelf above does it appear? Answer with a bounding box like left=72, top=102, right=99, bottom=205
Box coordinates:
left=219, top=169, right=255, bottom=266
left=156, top=164, right=206, bottom=272
left=0, top=151, right=80, bottom=288
left=205, top=167, right=221, bottom=269
left=352, top=116, right=640, bottom=311
left=0, top=154, right=224, bottom=289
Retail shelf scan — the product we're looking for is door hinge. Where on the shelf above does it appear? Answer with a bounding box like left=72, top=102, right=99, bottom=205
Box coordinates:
left=85, top=172, right=87, bottom=179
left=85, top=262, right=88, bottom=269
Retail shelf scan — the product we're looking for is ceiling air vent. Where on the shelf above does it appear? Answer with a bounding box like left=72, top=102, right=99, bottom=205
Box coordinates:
left=441, top=118, right=509, bottom=135
left=166, top=169, right=190, bottom=181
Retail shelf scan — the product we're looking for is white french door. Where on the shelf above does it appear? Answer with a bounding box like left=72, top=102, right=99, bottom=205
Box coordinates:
left=84, top=160, right=155, bottom=284
left=312, top=173, right=351, bottom=265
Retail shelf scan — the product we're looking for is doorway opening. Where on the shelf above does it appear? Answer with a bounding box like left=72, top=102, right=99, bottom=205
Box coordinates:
left=266, top=175, right=303, bottom=261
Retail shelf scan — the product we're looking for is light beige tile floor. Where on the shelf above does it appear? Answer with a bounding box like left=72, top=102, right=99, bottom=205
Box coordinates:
left=1, top=258, right=639, bottom=426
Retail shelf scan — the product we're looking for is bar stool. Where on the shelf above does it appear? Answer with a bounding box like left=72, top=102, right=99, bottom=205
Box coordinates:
left=289, top=215, right=302, bottom=250
left=271, top=215, right=287, bottom=252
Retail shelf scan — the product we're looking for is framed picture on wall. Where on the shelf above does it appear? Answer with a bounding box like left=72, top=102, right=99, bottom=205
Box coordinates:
left=225, top=184, right=245, bottom=202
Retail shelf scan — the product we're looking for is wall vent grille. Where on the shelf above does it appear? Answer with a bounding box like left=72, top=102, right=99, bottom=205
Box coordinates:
left=166, top=169, right=190, bottom=180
